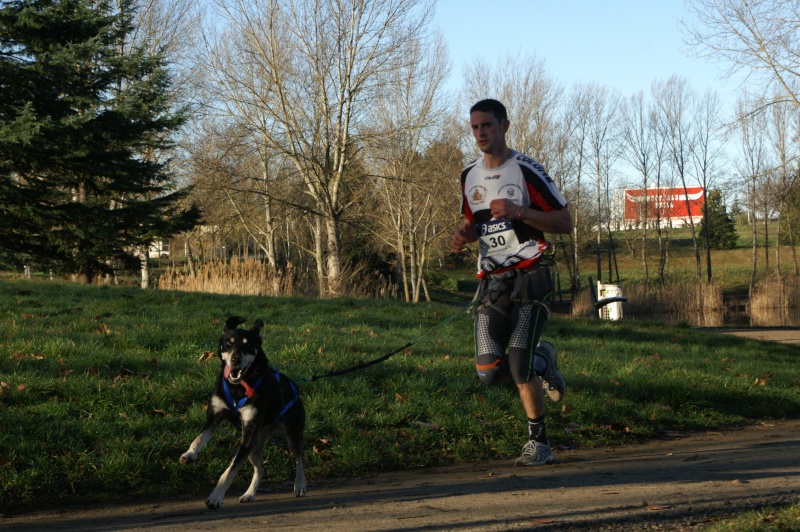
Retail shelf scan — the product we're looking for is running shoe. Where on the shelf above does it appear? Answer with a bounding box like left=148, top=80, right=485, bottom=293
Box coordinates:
left=514, top=439, right=555, bottom=466
left=537, top=341, right=566, bottom=402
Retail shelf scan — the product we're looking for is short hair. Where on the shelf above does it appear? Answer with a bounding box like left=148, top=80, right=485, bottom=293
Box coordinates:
left=470, top=99, right=508, bottom=123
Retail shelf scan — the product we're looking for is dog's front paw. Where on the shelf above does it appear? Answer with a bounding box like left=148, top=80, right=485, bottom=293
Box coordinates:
left=205, top=496, right=223, bottom=510
left=294, top=476, right=307, bottom=497
left=238, top=493, right=257, bottom=504
left=294, top=460, right=307, bottom=496
left=180, top=451, right=197, bottom=465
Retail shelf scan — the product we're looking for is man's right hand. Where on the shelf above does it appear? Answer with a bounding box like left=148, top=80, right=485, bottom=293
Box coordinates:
left=451, top=222, right=477, bottom=253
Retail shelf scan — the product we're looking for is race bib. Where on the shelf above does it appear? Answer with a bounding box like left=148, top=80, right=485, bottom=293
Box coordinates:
left=478, top=218, right=520, bottom=257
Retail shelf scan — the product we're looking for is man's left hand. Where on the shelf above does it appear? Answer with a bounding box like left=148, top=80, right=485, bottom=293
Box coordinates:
left=490, top=199, right=522, bottom=220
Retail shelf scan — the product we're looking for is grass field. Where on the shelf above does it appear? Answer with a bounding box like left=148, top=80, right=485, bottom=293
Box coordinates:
left=1, top=276, right=798, bottom=518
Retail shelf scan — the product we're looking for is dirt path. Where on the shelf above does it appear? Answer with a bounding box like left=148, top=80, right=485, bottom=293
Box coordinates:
left=4, top=419, right=800, bottom=531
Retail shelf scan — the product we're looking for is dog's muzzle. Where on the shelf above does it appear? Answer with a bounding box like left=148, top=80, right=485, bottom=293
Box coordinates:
left=224, top=363, right=249, bottom=383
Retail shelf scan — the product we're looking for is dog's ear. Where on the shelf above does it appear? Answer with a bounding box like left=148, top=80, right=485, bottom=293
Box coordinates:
left=250, top=318, right=264, bottom=340
left=224, top=316, right=246, bottom=331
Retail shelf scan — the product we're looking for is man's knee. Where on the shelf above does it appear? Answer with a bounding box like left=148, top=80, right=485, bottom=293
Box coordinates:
left=476, top=359, right=509, bottom=385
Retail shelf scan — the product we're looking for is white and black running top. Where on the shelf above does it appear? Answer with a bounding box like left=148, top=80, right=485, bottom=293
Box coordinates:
left=460, top=150, right=568, bottom=276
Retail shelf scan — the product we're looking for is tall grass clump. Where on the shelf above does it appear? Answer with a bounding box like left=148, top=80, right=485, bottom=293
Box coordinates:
left=751, top=274, right=800, bottom=326
left=158, top=258, right=298, bottom=296
left=573, top=280, right=724, bottom=326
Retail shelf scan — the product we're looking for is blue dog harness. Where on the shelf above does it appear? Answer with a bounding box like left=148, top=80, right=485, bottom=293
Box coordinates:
left=222, top=367, right=300, bottom=423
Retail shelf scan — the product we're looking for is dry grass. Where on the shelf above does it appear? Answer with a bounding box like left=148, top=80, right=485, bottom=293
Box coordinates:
left=751, top=274, right=800, bottom=326
left=572, top=279, right=724, bottom=326
left=157, top=258, right=298, bottom=296
left=156, top=259, right=395, bottom=299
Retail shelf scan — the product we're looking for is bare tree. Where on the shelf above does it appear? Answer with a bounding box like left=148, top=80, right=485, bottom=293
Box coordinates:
left=736, top=96, right=770, bottom=294
left=621, top=91, right=656, bottom=284
left=365, top=32, right=453, bottom=302
left=563, top=83, right=594, bottom=293
left=683, top=0, right=800, bottom=108
left=198, top=0, right=437, bottom=296
left=691, top=89, right=727, bottom=283
left=767, top=97, right=800, bottom=276
left=584, top=83, right=622, bottom=283
left=653, top=75, right=704, bottom=281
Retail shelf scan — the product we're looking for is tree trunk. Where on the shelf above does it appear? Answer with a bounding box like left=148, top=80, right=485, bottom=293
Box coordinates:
left=140, top=250, right=149, bottom=289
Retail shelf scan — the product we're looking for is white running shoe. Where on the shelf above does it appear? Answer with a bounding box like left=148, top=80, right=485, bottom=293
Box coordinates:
left=537, top=341, right=566, bottom=402
left=515, top=439, right=555, bottom=466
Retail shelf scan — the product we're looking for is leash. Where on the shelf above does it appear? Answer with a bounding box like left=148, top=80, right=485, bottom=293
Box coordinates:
left=296, top=297, right=479, bottom=384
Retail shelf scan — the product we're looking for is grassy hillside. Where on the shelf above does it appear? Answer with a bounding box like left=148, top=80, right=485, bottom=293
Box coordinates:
left=1, top=277, right=798, bottom=512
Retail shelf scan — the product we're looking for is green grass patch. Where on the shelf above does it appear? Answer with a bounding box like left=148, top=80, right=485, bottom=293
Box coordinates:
left=0, top=278, right=798, bottom=512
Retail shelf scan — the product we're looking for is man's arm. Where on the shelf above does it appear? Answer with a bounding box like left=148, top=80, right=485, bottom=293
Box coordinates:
left=489, top=198, right=573, bottom=235
left=451, top=218, right=478, bottom=253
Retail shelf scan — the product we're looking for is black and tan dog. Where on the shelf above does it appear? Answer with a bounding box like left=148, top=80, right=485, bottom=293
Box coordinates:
left=180, top=316, right=307, bottom=509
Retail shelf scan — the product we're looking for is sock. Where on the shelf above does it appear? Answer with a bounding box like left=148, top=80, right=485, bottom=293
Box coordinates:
left=527, top=415, right=547, bottom=443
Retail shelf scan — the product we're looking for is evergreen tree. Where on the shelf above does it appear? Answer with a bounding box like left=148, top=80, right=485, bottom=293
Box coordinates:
left=0, top=0, right=199, bottom=282
left=700, top=189, right=738, bottom=250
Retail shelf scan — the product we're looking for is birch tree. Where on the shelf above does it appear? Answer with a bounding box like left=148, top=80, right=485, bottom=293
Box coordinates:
left=621, top=91, right=656, bottom=283
left=653, top=75, right=703, bottom=281
left=365, top=32, right=452, bottom=302
left=736, top=97, right=769, bottom=294
left=199, top=0, right=436, bottom=296
left=767, top=98, right=800, bottom=276
left=690, top=89, right=727, bottom=283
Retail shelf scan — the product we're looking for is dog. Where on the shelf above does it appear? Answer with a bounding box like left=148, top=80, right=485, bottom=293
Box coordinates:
left=180, top=316, right=307, bottom=509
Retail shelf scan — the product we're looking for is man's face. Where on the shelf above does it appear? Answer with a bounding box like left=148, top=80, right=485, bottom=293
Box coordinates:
left=470, top=110, right=508, bottom=154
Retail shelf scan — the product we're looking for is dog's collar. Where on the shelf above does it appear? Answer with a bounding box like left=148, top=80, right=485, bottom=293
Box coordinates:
left=222, top=372, right=267, bottom=412
left=221, top=367, right=300, bottom=423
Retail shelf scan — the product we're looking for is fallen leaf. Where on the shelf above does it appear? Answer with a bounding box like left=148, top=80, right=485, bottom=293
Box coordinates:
left=395, top=393, right=408, bottom=402
left=118, top=368, right=150, bottom=379
left=198, top=351, right=215, bottom=361
left=148, top=409, right=167, bottom=417
left=98, top=323, right=110, bottom=335
left=443, top=355, right=450, bottom=361
left=529, top=518, right=559, bottom=525
left=17, top=384, right=26, bottom=392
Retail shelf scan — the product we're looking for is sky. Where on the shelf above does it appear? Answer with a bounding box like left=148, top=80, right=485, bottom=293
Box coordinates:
left=433, top=0, right=743, bottom=109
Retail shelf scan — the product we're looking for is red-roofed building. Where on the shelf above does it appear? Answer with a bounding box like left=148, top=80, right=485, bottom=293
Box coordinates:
left=623, top=186, right=705, bottom=228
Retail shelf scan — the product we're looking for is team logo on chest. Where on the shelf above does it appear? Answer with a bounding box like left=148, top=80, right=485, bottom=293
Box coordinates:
left=499, top=183, right=523, bottom=200
left=468, top=185, right=487, bottom=204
